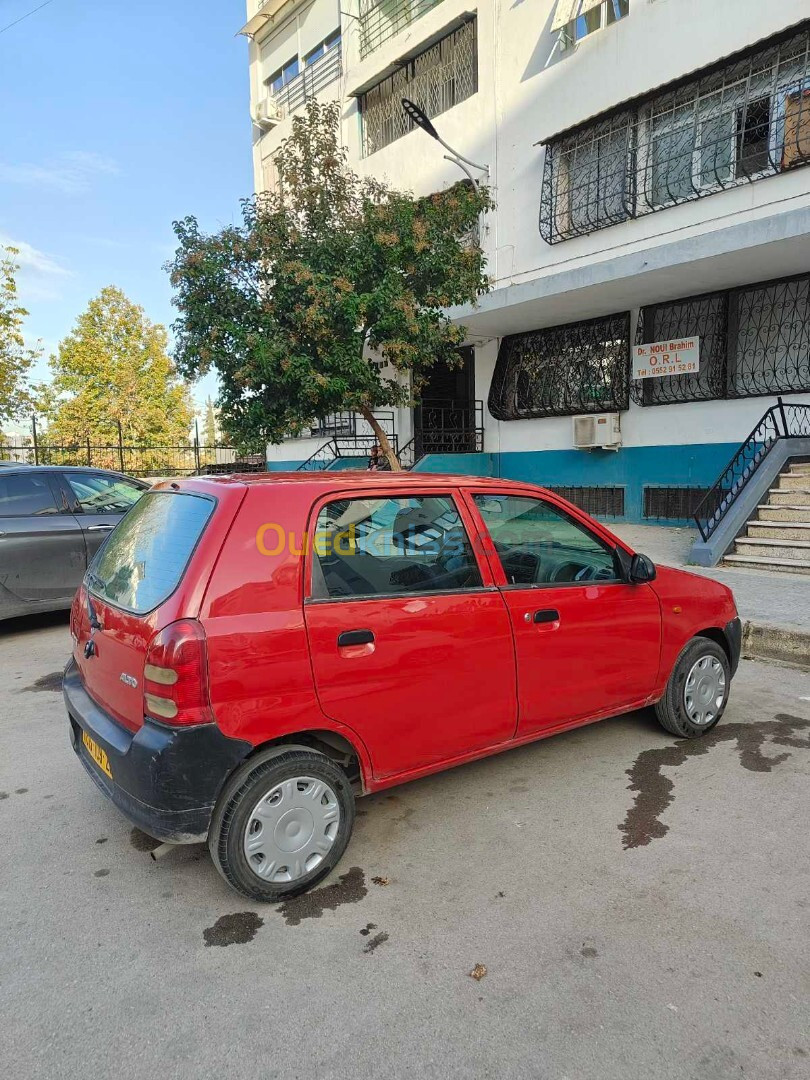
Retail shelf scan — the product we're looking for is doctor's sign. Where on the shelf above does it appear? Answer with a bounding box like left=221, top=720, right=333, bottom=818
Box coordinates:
left=633, top=336, right=700, bottom=380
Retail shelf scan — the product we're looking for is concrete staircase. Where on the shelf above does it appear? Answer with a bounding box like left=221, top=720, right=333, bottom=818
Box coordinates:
left=723, top=460, right=810, bottom=575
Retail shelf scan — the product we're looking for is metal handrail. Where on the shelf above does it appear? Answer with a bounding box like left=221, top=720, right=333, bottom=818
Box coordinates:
left=693, top=397, right=810, bottom=541
left=297, top=439, right=340, bottom=471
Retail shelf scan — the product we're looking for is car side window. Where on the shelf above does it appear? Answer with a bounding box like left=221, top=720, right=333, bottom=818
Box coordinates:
left=65, top=473, right=144, bottom=515
left=311, top=495, right=483, bottom=600
left=473, top=494, right=620, bottom=586
left=0, top=472, right=58, bottom=517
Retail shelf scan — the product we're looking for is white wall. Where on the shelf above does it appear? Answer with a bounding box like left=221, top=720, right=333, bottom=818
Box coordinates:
left=245, top=0, right=810, bottom=460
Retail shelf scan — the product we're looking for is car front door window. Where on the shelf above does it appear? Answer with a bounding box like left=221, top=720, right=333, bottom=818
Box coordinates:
left=472, top=494, right=619, bottom=586
left=65, top=473, right=144, bottom=515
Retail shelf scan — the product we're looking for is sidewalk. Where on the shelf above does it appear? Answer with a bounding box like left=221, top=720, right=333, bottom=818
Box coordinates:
left=611, top=523, right=810, bottom=668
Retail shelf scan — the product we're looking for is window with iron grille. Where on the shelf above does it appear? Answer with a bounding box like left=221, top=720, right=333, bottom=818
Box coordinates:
left=643, top=487, right=710, bottom=521
left=488, top=312, right=631, bottom=420
left=358, top=0, right=445, bottom=60
left=540, top=22, right=810, bottom=243
left=631, top=272, right=810, bottom=406
left=359, top=19, right=477, bottom=157
left=547, top=486, right=625, bottom=518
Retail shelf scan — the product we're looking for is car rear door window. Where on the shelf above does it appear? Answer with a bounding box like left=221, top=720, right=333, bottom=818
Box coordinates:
left=311, top=495, right=482, bottom=599
left=0, top=472, right=58, bottom=517
left=88, top=490, right=214, bottom=613
left=473, top=494, right=619, bottom=585
left=65, top=472, right=144, bottom=514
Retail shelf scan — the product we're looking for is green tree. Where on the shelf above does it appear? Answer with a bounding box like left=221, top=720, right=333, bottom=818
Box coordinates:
left=168, top=100, right=492, bottom=469
left=203, top=395, right=217, bottom=445
left=0, top=246, right=40, bottom=430
left=43, top=286, right=194, bottom=449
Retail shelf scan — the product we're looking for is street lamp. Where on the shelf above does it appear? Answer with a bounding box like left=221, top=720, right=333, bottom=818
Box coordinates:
left=401, top=98, right=488, bottom=192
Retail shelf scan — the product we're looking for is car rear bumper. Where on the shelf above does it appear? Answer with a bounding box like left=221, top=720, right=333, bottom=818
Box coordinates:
left=726, top=616, right=742, bottom=678
left=63, top=658, right=252, bottom=844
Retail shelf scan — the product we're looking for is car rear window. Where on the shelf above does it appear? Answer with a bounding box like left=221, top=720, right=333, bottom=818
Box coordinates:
left=87, top=491, right=215, bottom=614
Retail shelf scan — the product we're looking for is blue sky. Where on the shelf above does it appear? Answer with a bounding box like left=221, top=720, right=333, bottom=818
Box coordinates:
left=0, top=0, right=252, bottom=431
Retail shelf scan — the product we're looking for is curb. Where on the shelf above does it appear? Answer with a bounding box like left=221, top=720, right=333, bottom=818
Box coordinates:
left=742, top=620, right=810, bottom=670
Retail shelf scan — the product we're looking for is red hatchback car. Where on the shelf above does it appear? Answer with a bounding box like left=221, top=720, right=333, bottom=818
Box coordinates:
left=64, top=473, right=741, bottom=901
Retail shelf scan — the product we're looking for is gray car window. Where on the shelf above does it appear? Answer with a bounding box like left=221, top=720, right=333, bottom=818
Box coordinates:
left=0, top=473, right=58, bottom=517
left=65, top=473, right=144, bottom=514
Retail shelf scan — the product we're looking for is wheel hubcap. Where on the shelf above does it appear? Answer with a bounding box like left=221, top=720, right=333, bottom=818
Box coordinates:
left=243, top=776, right=340, bottom=883
left=683, top=655, right=726, bottom=726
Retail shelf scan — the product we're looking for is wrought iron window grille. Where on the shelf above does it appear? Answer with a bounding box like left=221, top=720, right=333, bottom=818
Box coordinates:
left=359, top=18, right=478, bottom=157
left=546, top=485, right=625, bottom=518
left=540, top=22, right=810, bottom=243
left=488, top=311, right=631, bottom=421
left=631, top=271, right=810, bottom=407
left=358, top=0, right=445, bottom=60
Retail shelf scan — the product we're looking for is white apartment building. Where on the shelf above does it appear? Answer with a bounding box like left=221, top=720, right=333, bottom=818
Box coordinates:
left=241, top=0, right=810, bottom=534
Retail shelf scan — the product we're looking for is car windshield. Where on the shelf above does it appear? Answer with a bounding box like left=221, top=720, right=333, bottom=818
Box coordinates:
left=87, top=490, right=214, bottom=613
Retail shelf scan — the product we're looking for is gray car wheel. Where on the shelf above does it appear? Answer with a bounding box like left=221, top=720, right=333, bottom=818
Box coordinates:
left=209, top=747, right=355, bottom=902
left=654, top=636, right=731, bottom=739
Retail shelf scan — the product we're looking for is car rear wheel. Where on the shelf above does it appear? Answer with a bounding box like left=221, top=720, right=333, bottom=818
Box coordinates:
left=654, top=637, right=731, bottom=739
left=209, top=747, right=355, bottom=902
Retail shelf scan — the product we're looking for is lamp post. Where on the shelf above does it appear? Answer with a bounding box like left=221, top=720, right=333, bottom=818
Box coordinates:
left=400, top=98, right=488, bottom=193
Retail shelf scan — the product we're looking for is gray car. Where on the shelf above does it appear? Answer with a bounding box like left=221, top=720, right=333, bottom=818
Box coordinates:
left=0, top=465, right=148, bottom=622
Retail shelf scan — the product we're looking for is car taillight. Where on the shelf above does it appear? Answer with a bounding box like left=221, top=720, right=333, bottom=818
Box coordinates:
left=143, top=619, right=213, bottom=727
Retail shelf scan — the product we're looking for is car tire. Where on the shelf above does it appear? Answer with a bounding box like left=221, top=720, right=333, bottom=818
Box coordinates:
left=654, top=636, right=731, bottom=739
left=208, top=747, right=355, bottom=902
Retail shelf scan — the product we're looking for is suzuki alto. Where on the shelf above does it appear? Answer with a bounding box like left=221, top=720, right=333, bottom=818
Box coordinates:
left=64, top=473, right=741, bottom=901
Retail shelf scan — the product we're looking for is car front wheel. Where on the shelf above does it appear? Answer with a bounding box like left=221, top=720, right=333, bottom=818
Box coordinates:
left=209, top=747, right=355, bottom=902
left=654, top=636, right=731, bottom=739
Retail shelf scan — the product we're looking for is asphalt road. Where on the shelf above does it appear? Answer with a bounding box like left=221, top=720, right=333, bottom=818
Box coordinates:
left=2, top=612, right=809, bottom=1080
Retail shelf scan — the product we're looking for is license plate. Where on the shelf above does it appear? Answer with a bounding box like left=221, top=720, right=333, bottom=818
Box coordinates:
left=82, top=730, right=113, bottom=779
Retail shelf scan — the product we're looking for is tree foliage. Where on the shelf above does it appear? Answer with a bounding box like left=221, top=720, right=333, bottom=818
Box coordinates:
left=168, top=100, right=492, bottom=467
left=203, top=395, right=217, bottom=445
left=0, top=246, right=40, bottom=430
left=42, top=286, right=193, bottom=446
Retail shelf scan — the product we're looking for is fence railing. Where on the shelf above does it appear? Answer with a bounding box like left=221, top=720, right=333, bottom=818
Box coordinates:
left=0, top=423, right=263, bottom=477
left=693, top=398, right=810, bottom=541
left=272, top=43, right=342, bottom=117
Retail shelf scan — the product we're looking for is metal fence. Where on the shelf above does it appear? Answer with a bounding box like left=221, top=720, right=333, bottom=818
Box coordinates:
left=488, top=312, right=631, bottom=421
left=0, top=422, right=264, bottom=477
left=540, top=22, right=810, bottom=243
left=360, top=18, right=477, bottom=156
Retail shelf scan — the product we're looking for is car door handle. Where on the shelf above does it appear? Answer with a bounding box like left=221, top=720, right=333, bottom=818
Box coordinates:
left=337, top=629, right=375, bottom=647
left=533, top=609, right=560, bottom=624
left=87, top=524, right=115, bottom=531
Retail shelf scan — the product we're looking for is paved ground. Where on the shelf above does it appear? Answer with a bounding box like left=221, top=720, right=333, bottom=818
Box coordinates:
left=612, top=523, right=810, bottom=634
left=2, top=613, right=810, bottom=1080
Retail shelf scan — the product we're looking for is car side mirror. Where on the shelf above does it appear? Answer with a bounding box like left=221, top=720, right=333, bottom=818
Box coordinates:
left=629, top=553, right=657, bottom=584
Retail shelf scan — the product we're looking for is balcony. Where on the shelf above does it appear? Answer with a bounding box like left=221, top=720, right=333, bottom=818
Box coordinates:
left=539, top=21, right=810, bottom=244
left=358, top=0, right=445, bottom=60
left=270, top=42, right=342, bottom=118
left=360, top=18, right=477, bottom=156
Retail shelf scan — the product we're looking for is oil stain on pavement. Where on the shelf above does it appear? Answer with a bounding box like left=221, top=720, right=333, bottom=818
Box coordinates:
left=203, top=912, right=264, bottom=947
left=362, top=931, right=389, bottom=954
left=276, top=866, right=367, bottom=926
left=620, top=714, right=810, bottom=849
left=20, top=672, right=63, bottom=693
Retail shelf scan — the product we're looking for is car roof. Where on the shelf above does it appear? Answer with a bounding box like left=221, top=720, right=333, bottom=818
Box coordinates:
left=164, top=471, right=548, bottom=495
left=0, top=463, right=146, bottom=481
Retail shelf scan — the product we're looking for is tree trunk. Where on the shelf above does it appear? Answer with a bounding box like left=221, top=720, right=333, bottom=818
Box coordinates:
left=359, top=405, right=402, bottom=471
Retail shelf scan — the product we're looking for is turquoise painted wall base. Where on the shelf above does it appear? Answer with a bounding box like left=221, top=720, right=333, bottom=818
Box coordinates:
left=265, top=444, right=735, bottom=524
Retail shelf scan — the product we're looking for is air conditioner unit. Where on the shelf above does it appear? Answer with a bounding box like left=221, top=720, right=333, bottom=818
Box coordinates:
left=572, top=413, right=622, bottom=451
left=255, top=98, right=283, bottom=129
